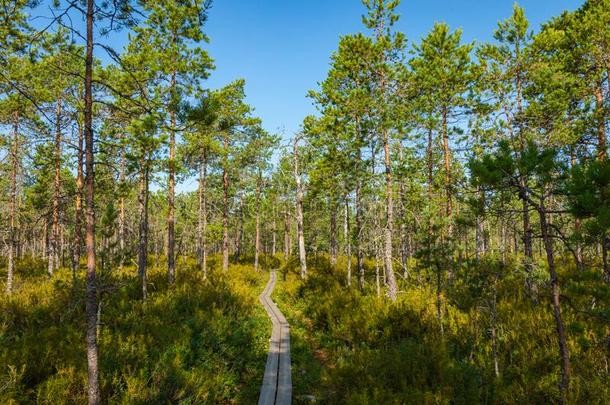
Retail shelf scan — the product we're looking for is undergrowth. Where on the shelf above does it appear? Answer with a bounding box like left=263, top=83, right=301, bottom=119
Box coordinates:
left=0, top=255, right=272, bottom=404
left=275, top=255, right=610, bottom=404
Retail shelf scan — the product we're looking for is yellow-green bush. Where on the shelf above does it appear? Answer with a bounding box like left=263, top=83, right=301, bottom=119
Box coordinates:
left=0, top=256, right=270, bottom=404
left=275, top=254, right=610, bottom=404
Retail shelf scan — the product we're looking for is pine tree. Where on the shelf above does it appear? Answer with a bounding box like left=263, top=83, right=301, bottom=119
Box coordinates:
left=411, top=22, right=474, bottom=239
left=135, top=0, right=214, bottom=285
left=361, top=0, right=405, bottom=301
left=478, top=4, right=536, bottom=289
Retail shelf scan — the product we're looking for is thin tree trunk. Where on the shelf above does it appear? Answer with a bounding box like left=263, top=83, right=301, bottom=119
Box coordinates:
left=491, top=273, right=500, bottom=378
left=294, top=137, right=307, bottom=278
left=475, top=188, right=485, bottom=261
left=356, top=151, right=365, bottom=290
left=197, top=161, right=203, bottom=269
left=138, top=165, right=149, bottom=301
left=435, top=259, right=444, bottom=336
left=595, top=80, right=607, bottom=161
left=284, top=209, right=290, bottom=262
left=60, top=215, right=65, bottom=267
left=42, top=218, right=48, bottom=260
left=272, top=207, right=277, bottom=257
left=254, top=172, right=261, bottom=271
left=84, top=0, right=100, bottom=399
left=595, top=80, right=609, bottom=281
left=441, top=109, right=453, bottom=237
left=167, top=72, right=177, bottom=284
left=375, top=249, right=381, bottom=298
left=537, top=197, right=570, bottom=403
left=222, top=132, right=230, bottom=271
left=330, top=197, right=338, bottom=266
left=73, top=126, right=84, bottom=276
left=50, top=94, right=62, bottom=276
left=500, top=220, right=507, bottom=265
left=383, top=128, right=398, bottom=301
left=344, top=196, right=352, bottom=287
left=398, top=181, right=408, bottom=279
left=602, top=234, right=609, bottom=282
left=427, top=127, right=434, bottom=268
left=515, top=61, right=535, bottom=295
left=522, top=196, right=534, bottom=290
left=569, top=150, right=584, bottom=271
left=6, top=111, right=19, bottom=294
left=235, top=196, right=244, bottom=261
left=118, top=137, right=126, bottom=269
left=198, top=153, right=208, bottom=278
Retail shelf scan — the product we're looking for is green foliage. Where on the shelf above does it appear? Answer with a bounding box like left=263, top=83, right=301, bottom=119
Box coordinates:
left=275, top=258, right=610, bottom=404
left=0, top=257, right=270, bottom=403
left=567, top=159, right=610, bottom=237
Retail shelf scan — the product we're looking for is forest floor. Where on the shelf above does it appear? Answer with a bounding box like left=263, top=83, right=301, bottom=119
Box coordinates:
left=0, top=256, right=272, bottom=404
left=274, top=255, right=610, bottom=404
left=1, top=254, right=609, bottom=404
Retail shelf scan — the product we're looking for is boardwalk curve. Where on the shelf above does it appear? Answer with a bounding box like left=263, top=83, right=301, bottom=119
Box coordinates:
left=258, top=270, right=292, bottom=405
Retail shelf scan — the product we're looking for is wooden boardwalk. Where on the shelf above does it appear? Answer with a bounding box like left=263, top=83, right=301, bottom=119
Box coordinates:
left=258, top=271, right=292, bottom=405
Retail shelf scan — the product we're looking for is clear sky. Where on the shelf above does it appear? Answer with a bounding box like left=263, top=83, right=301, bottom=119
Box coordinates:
left=202, top=0, right=584, bottom=139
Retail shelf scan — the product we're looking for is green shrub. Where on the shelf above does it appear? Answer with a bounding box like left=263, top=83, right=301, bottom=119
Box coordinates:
left=275, top=255, right=610, bottom=404
left=0, top=257, right=270, bottom=404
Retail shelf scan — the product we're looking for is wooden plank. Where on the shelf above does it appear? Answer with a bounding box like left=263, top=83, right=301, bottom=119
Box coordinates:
left=258, top=270, right=292, bottom=405
left=258, top=322, right=280, bottom=405
left=276, top=322, right=292, bottom=405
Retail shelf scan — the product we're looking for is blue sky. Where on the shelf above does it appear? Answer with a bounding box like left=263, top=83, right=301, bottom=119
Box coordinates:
left=202, top=0, right=584, bottom=140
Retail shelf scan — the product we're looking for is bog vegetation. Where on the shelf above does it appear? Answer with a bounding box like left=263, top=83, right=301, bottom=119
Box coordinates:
left=1, top=0, right=609, bottom=404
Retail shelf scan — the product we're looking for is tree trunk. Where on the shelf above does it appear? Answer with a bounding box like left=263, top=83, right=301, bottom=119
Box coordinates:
left=284, top=209, right=290, bottom=262
left=602, top=234, right=609, bottom=282
left=537, top=197, right=570, bottom=403
left=118, top=137, right=126, bottom=269
left=427, top=127, right=434, bottom=267
left=294, top=137, right=307, bottom=279
left=375, top=249, right=381, bottom=298
left=235, top=196, right=244, bottom=261
left=515, top=62, right=535, bottom=295
left=568, top=149, right=584, bottom=271
left=382, top=128, right=398, bottom=301
left=197, top=153, right=208, bottom=278
left=595, top=78, right=609, bottom=281
left=272, top=207, right=277, bottom=257
left=355, top=152, right=365, bottom=290
left=254, top=172, right=261, bottom=271
left=202, top=157, right=208, bottom=279
left=330, top=197, right=338, bottom=266
left=84, top=0, right=100, bottom=399
left=475, top=188, right=485, bottom=261
left=435, top=259, right=444, bottom=336
left=167, top=72, right=177, bottom=284
left=344, top=196, right=352, bottom=287
left=519, top=184, right=538, bottom=300
left=441, top=109, right=453, bottom=237
left=50, top=94, right=62, bottom=276
left=595, top=80, right=607, bottom=160
left=138, top=165, right=149, bottom=301
left=42, top=218, right=48, bottom=260
left=398, top=181, right=408, bottom=279
left=222, top=133, right=230, bottom=271
left=491, top=274, right=500, bottom=378
left=73, top=126, right=84, bottom=276
left=6, top=111, right=19, bottom=294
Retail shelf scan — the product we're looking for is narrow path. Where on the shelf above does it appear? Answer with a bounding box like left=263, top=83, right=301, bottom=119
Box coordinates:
left=258, top=270, right=292, bottom=405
